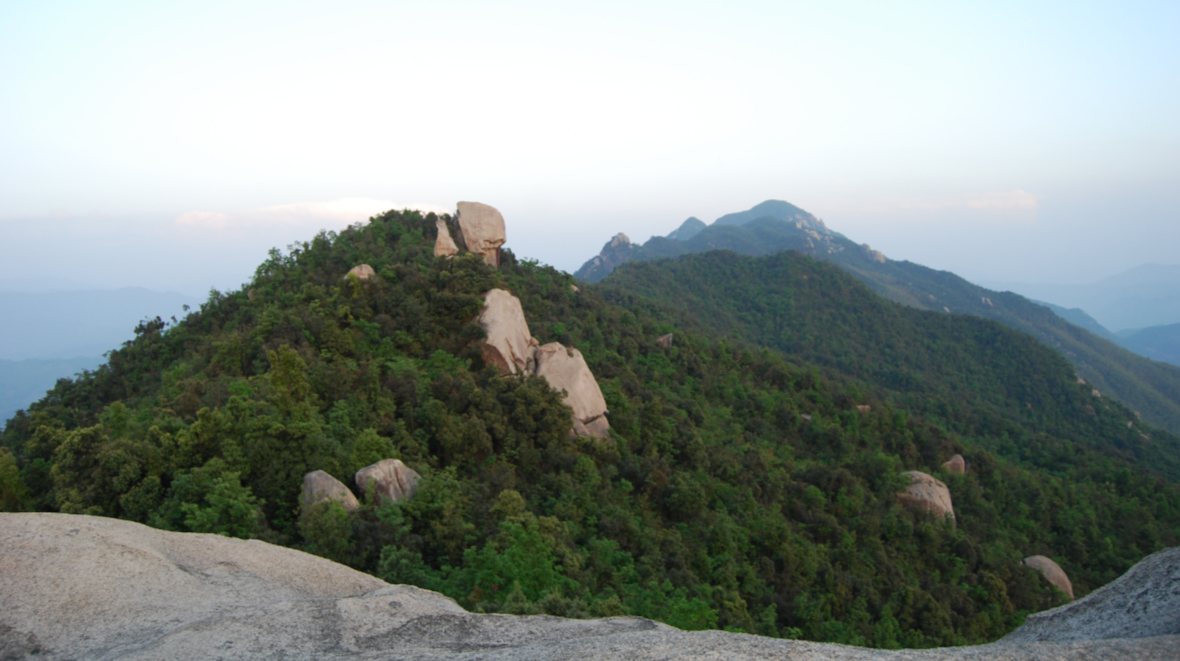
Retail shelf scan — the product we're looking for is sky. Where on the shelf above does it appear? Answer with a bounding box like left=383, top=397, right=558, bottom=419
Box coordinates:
left=2, top=0, right=1178, bottom=297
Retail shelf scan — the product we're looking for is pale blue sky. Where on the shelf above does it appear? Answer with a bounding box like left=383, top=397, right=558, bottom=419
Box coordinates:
left=2, top=0, right=1177, bottom=294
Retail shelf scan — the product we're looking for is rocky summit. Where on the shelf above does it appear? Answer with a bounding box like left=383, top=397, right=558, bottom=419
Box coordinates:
left=2, top=513, right=1177, bottom=661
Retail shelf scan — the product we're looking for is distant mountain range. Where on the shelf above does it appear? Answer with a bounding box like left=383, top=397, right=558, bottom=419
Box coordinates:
left=984, top=264, right=1180, bottom=332
left=0, top=357, right=103, bottom=429
left=575, top=201, right=1180, bottom=435
left=0, top=287, right=199, bottom=360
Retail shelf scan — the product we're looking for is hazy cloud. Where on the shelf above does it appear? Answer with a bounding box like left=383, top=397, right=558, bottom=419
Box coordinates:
left=174, top=198, right=450, bottom=231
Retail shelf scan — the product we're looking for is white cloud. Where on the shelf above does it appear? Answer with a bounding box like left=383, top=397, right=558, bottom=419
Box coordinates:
left=173, top=198, right=450, bottom=231
left=820, top=190, right=1039, bottom=218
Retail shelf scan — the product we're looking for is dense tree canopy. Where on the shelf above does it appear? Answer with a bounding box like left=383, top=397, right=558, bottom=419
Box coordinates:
left=3, top=211, right=1178, bottom=649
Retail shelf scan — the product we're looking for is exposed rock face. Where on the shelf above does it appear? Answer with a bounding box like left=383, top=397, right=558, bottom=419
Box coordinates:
left=861, top=244, right=887, bottom=264
left=1024, top=555, right=1075, bottom=600
left=478, top=289, right=535, bottom=375
left=456, top=201, right=506, bottom=267
left=535, top=342, right=609, bottom=437
left=434, top=218, right=459, bottom=257
left=2, top=513, right=1178, bottom=660
left=942, top=454, right=966, bottom=474
left=656, top=333, right=673, bottom=348
left=575, top=232, right=637, bottom=282
left=897, top=471, right=955, bottom=525
left=346, top=264, right=376, bottom=281
left=302, top=470, right=360, bottom=512
left=856, top=405, right=871, bottom=413
left=355, top=459, right=421, bottom=504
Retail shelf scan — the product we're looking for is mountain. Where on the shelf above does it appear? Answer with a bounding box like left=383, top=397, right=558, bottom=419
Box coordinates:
left=0, top=288, right=201, bottom=360
left=665, top=217, right=706, bottom=241
left=988, top=264, right=1180, bottom=332
left=575, top=201, right=1180, bottom=436
left=0, top=357, right=104, bottom=430
left=601, top=250, right=1180, bottom=481
left=1118, top=323, right=1180, bottom=368
left=1037, top=303, right=1120, bottom=343
left=4, top=209, right=1179, bottom=648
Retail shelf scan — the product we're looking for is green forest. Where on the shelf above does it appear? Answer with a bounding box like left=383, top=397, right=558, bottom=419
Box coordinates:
left=2, top=210, right=1179, bottom=649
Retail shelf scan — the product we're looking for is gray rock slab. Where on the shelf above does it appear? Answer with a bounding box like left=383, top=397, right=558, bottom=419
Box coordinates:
left=1, top=513, right=1177, bottom=660
left=1003, top=545, right=1180, bottom=642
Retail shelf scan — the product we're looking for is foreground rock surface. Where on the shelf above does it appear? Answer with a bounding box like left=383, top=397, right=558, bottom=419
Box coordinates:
left=2, top=513, right=1177, bottom=660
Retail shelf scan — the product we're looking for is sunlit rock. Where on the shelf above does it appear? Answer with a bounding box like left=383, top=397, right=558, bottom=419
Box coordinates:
left=302, top=470, right=359, bottom=512
left=535, top=342, right=609, bottom=438
left=355, top=459, right=421, bottom=504
left=457, top=201, right=506, bottom=267
left=478, top=289, right=534, bottom=375
left=942, top=454, right=966, bottom=474
left=346, top=264, right=376, bottom=281
left=434, top=219, right=459, bottom=258
left=897, top=471, right=955, bottom=525
left=1024, top=555, right=1075, bottom=600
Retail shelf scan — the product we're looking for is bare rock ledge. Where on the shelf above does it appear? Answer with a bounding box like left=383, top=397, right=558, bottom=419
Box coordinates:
left=2, top=513, right=1177, bottom=660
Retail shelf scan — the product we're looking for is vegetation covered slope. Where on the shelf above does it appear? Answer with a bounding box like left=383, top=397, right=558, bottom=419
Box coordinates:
left=574, top=202, right=1180, bottom=436
left=2, top=211, right=1179, bottom=649
left=602, top=251, right=1180, bottom=482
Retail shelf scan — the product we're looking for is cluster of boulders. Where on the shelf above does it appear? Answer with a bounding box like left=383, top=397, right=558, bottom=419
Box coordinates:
left=436, top=202, right=611, bottom=439
left=433, top=201, right=507, bottom=266
left=302, top=459, right=421, bottom=512
left=890, top=453, right=1075, bottom=601
left=479, top=287, right=610, bottom=437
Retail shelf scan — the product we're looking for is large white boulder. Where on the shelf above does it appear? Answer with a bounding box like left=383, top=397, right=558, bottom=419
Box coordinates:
left=535, top=342, right=609, bottom=437
left=302, top=470, right=360, bottom=512
left=1023, top=555, right=1075, bottom=600
left=434, top=219, right=459, bottom=258
left=478, top=289, right=535, bottom=375
left=897, top=471, right=955, bottom=525
left=354, top=459, right=421, bottom=504
left=456, top=201, right=506, bottom=267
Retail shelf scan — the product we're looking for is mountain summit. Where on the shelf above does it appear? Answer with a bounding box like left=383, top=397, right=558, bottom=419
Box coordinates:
left=574, top=200, right=1180, bottom=436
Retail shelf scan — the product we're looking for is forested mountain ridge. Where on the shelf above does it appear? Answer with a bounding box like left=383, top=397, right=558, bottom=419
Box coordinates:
left=601, top=250, right=1180, bottom=482
left=574, top=201, right=1180, bottom=436
left=2, top=209, right=1178, bottom=649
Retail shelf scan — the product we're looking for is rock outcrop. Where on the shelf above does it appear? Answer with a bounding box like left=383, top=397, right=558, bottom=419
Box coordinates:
left=535, top=342, right=610, bottom=437
left=478, top=289, right=535, bottom=375
left=457, top=201, right=506, bottom=267
left=1023, top=555, right=1075, bottom=600
left=3, top=513, right=1178, bottom=660
left=942, top=454, right=966, bottom=474
left=354, top=459, right=421, bottom=504
left=434, top=218, right=459, bottom=257
left=897, top=471, right=955, bottom=524
left=346, top=264, right=376, bottom=281
left=302, top=470, right=360, bottom=512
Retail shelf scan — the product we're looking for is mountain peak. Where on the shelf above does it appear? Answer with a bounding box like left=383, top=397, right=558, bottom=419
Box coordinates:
left=712, top=200, right=822, bottom=230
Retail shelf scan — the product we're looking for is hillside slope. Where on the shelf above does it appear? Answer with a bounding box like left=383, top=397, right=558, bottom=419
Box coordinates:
left=575, top=202, right=1180, bottom=435
left=3, top=210, right=1179, bottom=648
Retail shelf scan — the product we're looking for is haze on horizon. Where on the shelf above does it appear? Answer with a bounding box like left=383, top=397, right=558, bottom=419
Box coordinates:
left=2, top=0, right=1178, bottom=296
